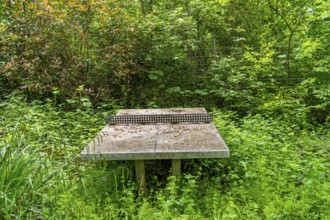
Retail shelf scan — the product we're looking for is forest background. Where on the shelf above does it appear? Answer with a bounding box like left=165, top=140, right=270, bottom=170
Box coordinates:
left=0, top=0, right=329, bottom=219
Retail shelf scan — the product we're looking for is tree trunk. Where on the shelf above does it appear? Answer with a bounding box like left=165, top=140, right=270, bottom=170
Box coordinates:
left=286, top=31, right=294, bottom=78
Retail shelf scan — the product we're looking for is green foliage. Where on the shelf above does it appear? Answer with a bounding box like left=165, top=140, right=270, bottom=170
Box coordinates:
left=1, top=0, right=329, bottom=108
left=211, top=111, right=330, bottom=219
left=0, top=94, right=104, bottom=218
left=258, top=79, right=330, bottom=125
left=1, top=0, right=330, bottom=219
left=1, top=94, right=329, bottom=219
left=0, top=132, right=54, bottom=218
left=0, top=1, right=140, bottom=105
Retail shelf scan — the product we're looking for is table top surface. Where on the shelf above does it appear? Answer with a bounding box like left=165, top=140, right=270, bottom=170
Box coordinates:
left=81, top=108, right=229, bottom=160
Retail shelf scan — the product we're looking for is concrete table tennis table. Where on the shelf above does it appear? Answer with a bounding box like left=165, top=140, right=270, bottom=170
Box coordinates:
left=81, top=108, right=229, bottom=193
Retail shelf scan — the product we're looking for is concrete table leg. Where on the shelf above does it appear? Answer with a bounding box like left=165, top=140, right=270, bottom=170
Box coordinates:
left=135, top=160, right=147, bottom=195
left=172, top=159, right=181, bottom=177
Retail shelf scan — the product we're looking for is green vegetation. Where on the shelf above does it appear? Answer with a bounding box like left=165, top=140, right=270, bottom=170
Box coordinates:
left=1, top=92, right=329, bottom=219
left=0, top=0, right=329, bottom=219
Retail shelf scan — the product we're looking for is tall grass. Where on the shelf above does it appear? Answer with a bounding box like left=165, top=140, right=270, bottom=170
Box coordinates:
left=0, top=127, right=54, bottom=218
left=0, top=95, right=130, bottom=219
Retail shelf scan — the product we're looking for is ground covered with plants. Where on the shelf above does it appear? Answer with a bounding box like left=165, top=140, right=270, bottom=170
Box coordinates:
left=1, top=0, right=329, bottom=219
left=1, top=86, right=329, bottom=219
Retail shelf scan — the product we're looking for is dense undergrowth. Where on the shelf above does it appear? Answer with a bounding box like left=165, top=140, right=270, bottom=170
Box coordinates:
left=1, top=1, right=329, bottom=218
left=0, top=86, right=329, bottom=219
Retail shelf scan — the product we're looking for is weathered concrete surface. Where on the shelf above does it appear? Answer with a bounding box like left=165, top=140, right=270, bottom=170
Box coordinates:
left=81, top=108, right=229, bottom=160
left=117, top=108, right=207, bottom=115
